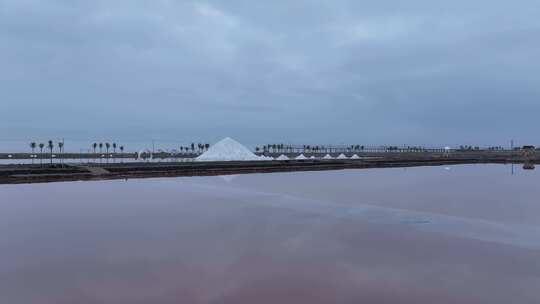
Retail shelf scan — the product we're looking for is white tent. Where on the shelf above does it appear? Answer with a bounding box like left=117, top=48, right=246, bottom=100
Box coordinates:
left=350, top=154, right=360, bottom=159
left=323, top=154, right=333, bottom=159
left=276, top=154, right=289, bottom=160
left=196, top=137, right=260, bottom=161
left=296, top=154, right=307, bottom=160
left=310, top=155, right=317, bottom=159
left=337, top=153, right=348, bottom=159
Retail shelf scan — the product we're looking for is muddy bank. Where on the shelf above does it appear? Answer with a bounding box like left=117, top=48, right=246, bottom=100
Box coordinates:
left=0, top=154, right=536, bottom=185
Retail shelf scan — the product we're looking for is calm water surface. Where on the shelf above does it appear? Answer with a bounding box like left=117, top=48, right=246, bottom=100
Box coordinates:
left=1, top=165, right=539, bottom=304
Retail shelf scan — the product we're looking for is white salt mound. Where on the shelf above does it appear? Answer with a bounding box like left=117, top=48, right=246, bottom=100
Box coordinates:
left=323, top=154, right=333, bottom=159
left=296, top=154, right=307, bottom=160
left=350, top=154, right=360, bottom=159
left=337, top=153, right=348, bottom=159
left=310, top=156, right=317, bottom=159
left=196, top=137, right=260, bottom=161
left=276, top=154, right=289, bottom=160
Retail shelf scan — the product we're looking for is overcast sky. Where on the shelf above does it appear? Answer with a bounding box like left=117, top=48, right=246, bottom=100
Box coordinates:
left=1, top=0, right=539, bottom=147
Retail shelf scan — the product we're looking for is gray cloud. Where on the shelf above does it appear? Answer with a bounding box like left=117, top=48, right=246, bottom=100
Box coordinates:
left=1, top=0, right=539, bottom=147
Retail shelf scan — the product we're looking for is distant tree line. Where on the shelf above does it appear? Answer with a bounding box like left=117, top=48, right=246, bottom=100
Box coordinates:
left=253, top=143, right=518, bottom=154
left=29, top=140, right=65, bottom=166
left=175, top=143, right=210, bottom=154
left=91, top=142, right=124, bottom=155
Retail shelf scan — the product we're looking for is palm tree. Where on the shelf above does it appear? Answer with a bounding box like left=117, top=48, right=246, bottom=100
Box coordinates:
left=91, top=143, right=97, bottom=163
left=38, top=143, right=45, bottom=166
left=111, top=143, right=117, bottom=162
left=119, top=146, right=124, bottom=162
left=105, top=143, right=110, bottom=162
left=58, top=142, right=64, bottom=166
left=97, top=143, right=103, bottom=163
left=30, top=142, right=36, bottom=164
left=47, top=140, right=54, bottom=164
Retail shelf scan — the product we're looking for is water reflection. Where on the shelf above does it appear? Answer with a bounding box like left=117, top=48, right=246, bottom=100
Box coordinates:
left=0, top=165, right=539, bottom=304
left=523, top=163, right=535, bottom=170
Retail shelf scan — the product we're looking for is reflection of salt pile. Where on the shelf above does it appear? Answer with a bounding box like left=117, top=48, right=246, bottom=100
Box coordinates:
left=337, top=153, right=348, bottom=159
left=296, top=154, right=307, bottom=160
left=350, top=154, right=360, bottom=159
left=323, top=154, right=333, bottom=159
left=218, top=175, right=239, bottom=182
left=196, top=137, right=260, bottom=161
left=276, top=154, right=289, bottom=160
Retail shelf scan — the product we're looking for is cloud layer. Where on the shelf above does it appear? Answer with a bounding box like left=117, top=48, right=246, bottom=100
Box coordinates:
left=1, top=0, right=539, bottom=146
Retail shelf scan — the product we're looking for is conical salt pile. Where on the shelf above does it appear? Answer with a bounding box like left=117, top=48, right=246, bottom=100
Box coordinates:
left=337, top=153, right=348, bottom=159
left=276, top=154, right=289, bottom=160
left=350, top=154, right=360, bottom=159
left=296, top=154, right=307, bottom=160
left=196, top=137, right=260, bottom=161
left=323, top=154, right=333, bottom=159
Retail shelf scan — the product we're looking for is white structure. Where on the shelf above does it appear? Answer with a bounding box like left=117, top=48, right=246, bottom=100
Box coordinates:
left=196, top=137, right=260, bottom=161
left=323, top=154, right=333, bottom=159
left=350, top=154, right=360, bottom=159
left=276, top=154, right=289, bottom=160
left=296, top=154, right=307, bottom=160
left=337, top=153, right=348, bottom=159
left=444, top=146, right=451, bottom=158
left=310, top=155, right=317, bottom=159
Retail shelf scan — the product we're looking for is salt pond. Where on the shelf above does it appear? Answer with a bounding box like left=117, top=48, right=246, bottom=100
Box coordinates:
left=1, top=165, right=539, bottom=303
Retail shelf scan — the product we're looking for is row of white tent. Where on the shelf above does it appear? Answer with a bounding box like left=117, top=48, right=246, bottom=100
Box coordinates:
left=274, top=153, right=361, bottom=160
left=196, top=138, right=364, bottom=162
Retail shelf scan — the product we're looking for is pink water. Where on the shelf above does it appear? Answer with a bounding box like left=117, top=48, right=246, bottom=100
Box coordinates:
left=1, top=165, right=539, bottom=303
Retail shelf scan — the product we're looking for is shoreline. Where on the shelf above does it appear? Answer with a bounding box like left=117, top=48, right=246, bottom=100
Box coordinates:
left=0, top=154, right=536, bottom=185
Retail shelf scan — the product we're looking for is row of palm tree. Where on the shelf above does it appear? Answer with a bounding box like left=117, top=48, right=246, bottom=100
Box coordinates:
left=29, top=140, right=64, bottom=166
left=176, top=143, right=210, bottom=154
left=90, top=142, right=125, bottom=163
left=255, top=144, right=365, bottom=154
left=254, top=144, right=456, bottom=154
left=91, top=142, right=124, bottom=155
